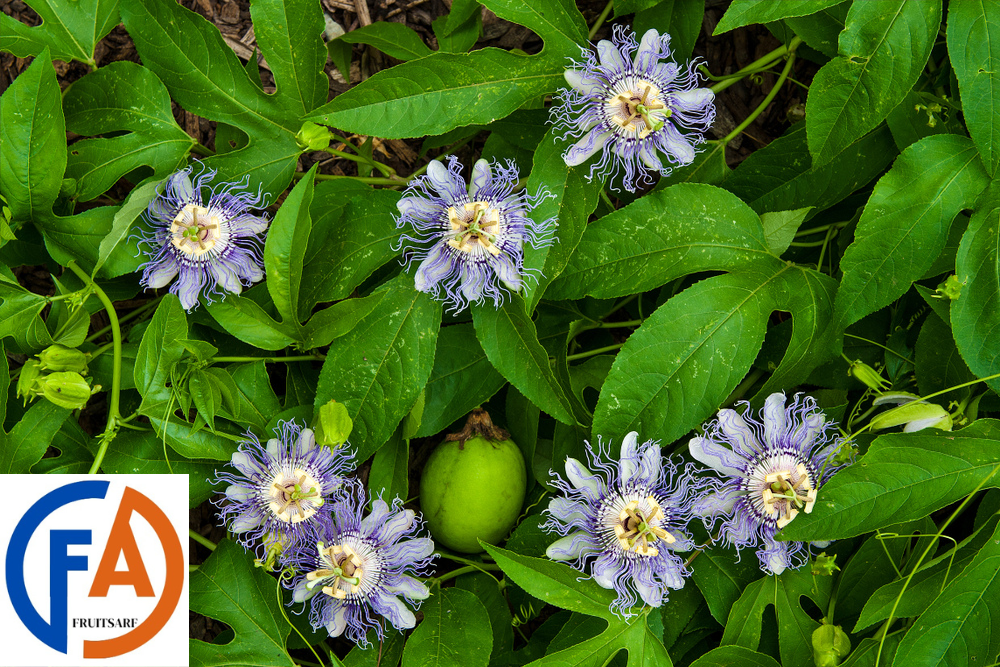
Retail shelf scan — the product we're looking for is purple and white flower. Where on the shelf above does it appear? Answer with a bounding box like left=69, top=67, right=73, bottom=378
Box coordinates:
left=688, top=393, right=850, bottom=576
left=551, top=26, right=716, bottom=192
left=284, top=482, right=436, bottom=647
left=137, top=164, right=269, bottom=311
left=542, top=432, right=695, bottom=617
left=395, top=157, right=556, bottom=313
left=214, top=420, right=355, bottom=557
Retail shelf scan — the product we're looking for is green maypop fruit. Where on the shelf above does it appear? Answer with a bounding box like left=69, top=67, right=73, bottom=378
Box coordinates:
left=37, top=371, right=98, bottom=410
left=295, top=121, right=334, bottom=151
left=812, top=623, right=851, bottom=666
left=420, top=409, right=527, bottom=554
left=314, top=399, right=353, bottom=448
left=38, top=344, right=89, bottom=373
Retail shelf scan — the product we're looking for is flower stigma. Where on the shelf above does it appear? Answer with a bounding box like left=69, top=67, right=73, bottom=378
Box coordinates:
left=306, top=542, right=365, bottom=600
left=607, top=80, right=671, bottom=138
left=614, top=496, right=675, bottom=557
left=170, top=204, right=219, bottom=256
left=760, top=464, right=817, bottom=529
left=268, top=468, right=324, bottom=523
left=446, top=202, right=502, bottom=256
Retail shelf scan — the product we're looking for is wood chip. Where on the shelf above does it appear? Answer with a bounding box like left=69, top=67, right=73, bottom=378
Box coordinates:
left=354, top=0, right=373, bottom=26
left=323, top=0, right=357, bottom=12
left=222, top=34, right=271, bottom=72
left=386, top=0, right=430, bottom=19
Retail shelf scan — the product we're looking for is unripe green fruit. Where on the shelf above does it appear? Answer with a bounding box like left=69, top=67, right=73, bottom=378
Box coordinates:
left=420, top=410, right=526, bottom=554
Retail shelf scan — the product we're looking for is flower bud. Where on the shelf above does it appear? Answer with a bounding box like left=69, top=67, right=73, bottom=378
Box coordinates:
left=812, top=623, right=851, bottom=666
left=37, top=371, right=99, bottom=410
left=871, top=392, right=952, bottom=432
left=811, top=552, right=840, bottom=576
left=935, top=275, right=963, bottom=300
left=295, top=121, right=333, bottom=152
left=38, top=344, right=89, bottom=373
left=847, top=360, right=889, bottom=392
left=16, top=359, right=42, bottom=405
left=314, top=399, right=353, bottom=448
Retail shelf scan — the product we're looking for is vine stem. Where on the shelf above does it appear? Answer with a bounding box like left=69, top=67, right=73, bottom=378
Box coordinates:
left=189, top=529, right=217, bottom=552
left=720, top=44, right=799, bottom=146
left=588, top=0, right=614, bottom=39
left=66, top=262, right=122, bottom=475
left=210, top=355, right=324, bottom=363
left=709, top=37, right=801, bottom=94
left=873, top=464, right=1000, bottom=667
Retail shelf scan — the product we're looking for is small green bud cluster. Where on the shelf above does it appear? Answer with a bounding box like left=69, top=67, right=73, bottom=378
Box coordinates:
left=812, top=623, right=851, bottom=666
left=17, top=344, right=99, bottom=410
left=296, top=121, right=334, bottom=152
left=314, top=399, right=353, bottom=448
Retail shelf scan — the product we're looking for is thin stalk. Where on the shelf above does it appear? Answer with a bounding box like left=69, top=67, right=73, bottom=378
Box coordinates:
left=323, top=147, right=395, bottom=177
left=709, top=37, right=801, bottom=94
left=566, top=342, right=624, bottom=361
left=66, top=262, right=123, bottom=475
left=86, top=296, right=162, bottom=343
left=588, top=0, right=614, bottom=39
left=189, top=529, right=217, bottom=552
left=844, top=333, right=915, bottom=365
left=721, top=46, right=798, bottom=145
left=191, top=142, right=215, bottom=157
left=434, top=563, right=502, bottom=585
left=210, top=355, right=324, bottom=363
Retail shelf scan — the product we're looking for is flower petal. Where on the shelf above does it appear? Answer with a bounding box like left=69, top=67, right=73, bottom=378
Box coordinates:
left=565, top=458, right=603, bottom=501
left=231, top=512, right=262, bottom=533
left=210, top=260, right=243, bottom=295
left=414, top=243, right=453, bottom=293
left=360, top=498, right=392, bottom=535
left=762, top=393, right=788, bottom=449
left=671, top=88, right=715, bottom=112
left=547, top=496, right=589, bottom=525
left=545, top=532, right=596, bottom=561
left=426, top=159, right=465, bottom=200
left=564, top=68, right=604, bottom=96
left=379, top=508, right=416, bottom=543
left=716, top=409, right=760, bottom=457
left=597, top=38, right=627, bottom=73
left=325, top=602, right=348, bottom=637
left=397, top=196, right=440, bottom=220
left=385, top=575, right=430, bottom=600
left=144, top=258, right=179, bottom=289
left=691, top=487, right=740, bottom=517
left=381, top=537, right=435, bottom=565
left=688, top=436, right=745, bottom=477
left=372, top=591, right=416, bottom=630
left=634, top=29, right=668, bottom=70
left=225, top=484, right=254, bottom=502
left=619, top=431, right=640, bottom=485
left=471, top=159, right=492, bottom=197
left=563, top=126, right=613, bottom=167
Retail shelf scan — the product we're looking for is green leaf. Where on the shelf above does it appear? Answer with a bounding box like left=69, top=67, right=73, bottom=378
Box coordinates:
left=953, top=181, right=1000, bottom=393
left=314, top=276, right=441, bottom=462
left=854, top=514, right=1000, bottom=632
left=594, top=260, right=836, bottom=444
left=369, top=427, right=408, bottom=502
left=0, top=0, right=118, bottom=66
left=522, top=127, right=602, bottom=312
left=722, top=123, right=898, bottom=215
left=206, top=295, right=296, bottom=351
left=299, top=291, right=385, bottom=350
left=0, top=48, right=64, bottom=227
left=784, top=2, right=850, bottom=58
left=947, top=0, right=1000, bottom=176
left=101, top=429, right=219, bottom=507
left=0, top=400, right=71, bottom=474
left=778, top=419, right=1000, bottom=541
left=93, top=179, right=160, bottom=275
left=31, top=419, right=93, bottom=475
left=761, top=208, right=812, bottom=256
left=720, top=568, right=832, bottom=667
left=148, top=415, right=238, bottom=461
left=416, top=322, right=506, bottom=438
left=119, top=0, right=304, bottom=195
left=190, top=539, right=296, bottom=667
left=442, top=0, right=482, bottom=35
left=62, top=62, right=194, bottom=202
left=689, top=646, right=780, bottom=667
left=892, top=520, right=1000, bottom=667
left=134, top=295, right=188, bottom=413
left=836, top=135, right=989, bottom=328
left=338, top=22, right=434, bottom=60
left=472, top=298, right=576, bottom=426
left=299, top=188, right=402, bottom=310
left=266, top=165, right=317, bottom=328
left=402, top=587, right=493, bottom=667
left=691, top=546, right=765, bottom=624
left=915, top=311, right=975, bottom=402
left=0, top=282, right=51, bottom=352
left=433, top=11, right=482, bottom=54
left=229, top=361, right=282, bottom=433
left=805, top=0, right=941, bottom=166
left=250, top=0, right=328, bottom=115
left=306, top=49, right=564, bottom=139
left=715, top=0, right=845, bottom=34
left=885, top=89, right=960, bottom=152
left=484, top=543, right=617, bottom=620
left=479, top=0, right=588, bottom=58
left=633, top=0, right=705, bottom=62
left=546, top=184, right=773, bottom=300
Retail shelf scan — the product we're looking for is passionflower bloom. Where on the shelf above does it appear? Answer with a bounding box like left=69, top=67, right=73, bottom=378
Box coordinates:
left=688, top=393, right=850, bottom=576
left=284, top=481, right=436, bottom=646
left=395, top=156, right=556, bottom=312
left=542, top=432, right=695, bottom=617
left=214, top=420, right=355, bottom=556
left=137, top=164, right=268, bottom=311
left=551, top=26, right=715, bottom=192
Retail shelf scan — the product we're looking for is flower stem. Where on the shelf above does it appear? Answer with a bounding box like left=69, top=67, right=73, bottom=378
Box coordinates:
left=566, top=342, right=625, bottom=361
left=189, top=529, right=217, bottom=552
left=323, top=147, right=396, bottom=177
left=709, top=37, right=801, bottom=94
left=66, top=262, right=123, bottom=475
left=86, top=296, right=162, bottom=344
left=210, top=355, right=324, bottom=363
left=433, top=563, right=502, bottom=585
left=720, top=45, right=799, bottom=146
left=588, top=0, right=614, bottom=39
left=844, top=333, right=915, bottom=365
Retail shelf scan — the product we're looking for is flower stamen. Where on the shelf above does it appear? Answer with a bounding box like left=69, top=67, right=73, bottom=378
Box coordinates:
left=446, top=202, right=502, bottom=256
left=269, top=469, right=323, bottom=523
left=761, top=464, right=817, bottom=529
left=306, top=542, right=366, bottom=600
left=610, top=82, right=668, bottom=139
left=614, top=496, right=675, bottom=557
left=171, top=205, right=220, bottom=256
